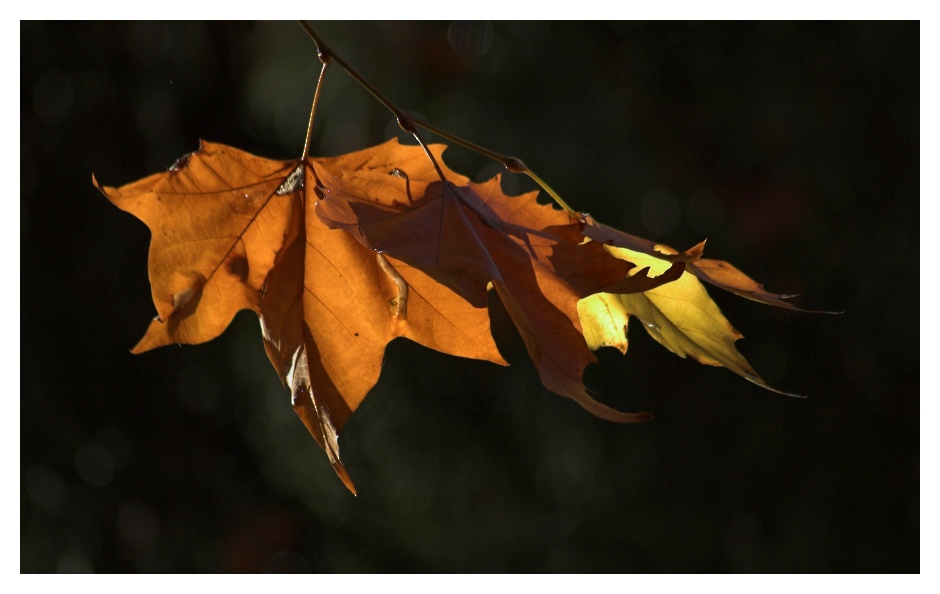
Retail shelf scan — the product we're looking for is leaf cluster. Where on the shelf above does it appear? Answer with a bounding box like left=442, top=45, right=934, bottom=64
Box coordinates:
left=95, top=24, right=829, bottom=493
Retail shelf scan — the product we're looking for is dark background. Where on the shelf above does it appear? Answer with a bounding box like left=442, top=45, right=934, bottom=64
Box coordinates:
left=21, top=21, right=919, bottom=572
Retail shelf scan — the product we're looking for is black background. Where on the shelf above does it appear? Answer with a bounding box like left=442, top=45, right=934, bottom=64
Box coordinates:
left=21, top=21, right=918, bottom=572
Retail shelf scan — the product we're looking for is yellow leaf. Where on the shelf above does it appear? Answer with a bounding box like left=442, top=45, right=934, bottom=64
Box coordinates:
left=578, top=246, right=799, bottom=396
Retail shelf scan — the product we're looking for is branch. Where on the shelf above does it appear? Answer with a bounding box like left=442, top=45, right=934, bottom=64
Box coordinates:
left=297, top=21, right=580, bottom=217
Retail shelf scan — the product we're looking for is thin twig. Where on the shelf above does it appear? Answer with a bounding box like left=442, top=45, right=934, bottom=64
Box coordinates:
left=297, top=21, right=580, bottom=216
left=410, top=116, right=527, bottom=173
left=300, top=22, right=404, bottom=129
left=299, top=21, right=451, bottom=184
left=410, top=116, right=578, bottom=216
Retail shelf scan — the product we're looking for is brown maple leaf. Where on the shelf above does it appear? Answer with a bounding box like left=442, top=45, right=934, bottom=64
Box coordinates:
left=312, top=142, right=683, bottom=424
left=96, top=138, right=681, bottom=493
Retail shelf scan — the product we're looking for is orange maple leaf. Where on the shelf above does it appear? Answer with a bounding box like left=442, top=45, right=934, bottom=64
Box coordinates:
left=95, top=139, right=681, bottom=493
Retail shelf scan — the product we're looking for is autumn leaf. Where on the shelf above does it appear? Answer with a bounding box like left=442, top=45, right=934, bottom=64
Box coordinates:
left=582, top=214, right=826, bottom=313
left=96, top=138, right=683, bottom=493
left=576, top=211, right=834, bottom=392
left=97, top=25, right=830, bottom=495
left=578, top=244, right=796, bottom=395
left=311, top=144, right=678, bottom=424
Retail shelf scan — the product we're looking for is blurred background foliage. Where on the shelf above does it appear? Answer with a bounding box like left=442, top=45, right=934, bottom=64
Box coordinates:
left=21, top=21, right=918, bottom=572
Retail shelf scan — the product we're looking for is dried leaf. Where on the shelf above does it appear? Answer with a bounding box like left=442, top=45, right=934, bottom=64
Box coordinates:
left=99, top=136, right=817, bottom=493
left=100, top=138, right=689, bottom=491
left=312, top=148, right=675, bottom=422
left=578, top=245, right=799, bottom=396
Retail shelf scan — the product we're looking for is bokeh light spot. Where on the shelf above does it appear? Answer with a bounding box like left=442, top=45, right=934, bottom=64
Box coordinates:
left=448, top=22, right=494, bottom=58
left=74, top=444, right=115, bottom=488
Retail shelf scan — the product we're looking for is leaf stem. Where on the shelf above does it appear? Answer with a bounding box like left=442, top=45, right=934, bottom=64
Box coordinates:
left=521, top=169, right=578, bottom=217
left=299, top=22, right=449, bottom=183
left=300, top=22, right=404, bottom=132
left=409, top=116, right=579, bottom=216
left=302, top=59, right=330, bottom=161
left=297, top=21, right=580, bottom=216
left=408, top=117, right=524, bottom=171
